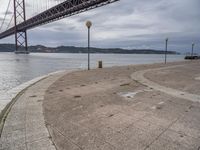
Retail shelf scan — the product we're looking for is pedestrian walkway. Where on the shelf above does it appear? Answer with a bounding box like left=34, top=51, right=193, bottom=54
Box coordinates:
left=1, top=61, right=200, bottom=150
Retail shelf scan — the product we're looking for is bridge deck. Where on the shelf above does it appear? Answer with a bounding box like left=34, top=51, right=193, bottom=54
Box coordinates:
left=0, top=0, right=118, bottom=39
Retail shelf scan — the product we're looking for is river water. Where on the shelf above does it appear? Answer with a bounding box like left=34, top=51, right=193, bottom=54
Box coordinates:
left=0, top=52, right=184, bottom=96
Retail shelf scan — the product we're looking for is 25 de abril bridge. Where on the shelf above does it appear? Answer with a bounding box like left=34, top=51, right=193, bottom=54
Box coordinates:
left=0, top=0, right=118, bottom=54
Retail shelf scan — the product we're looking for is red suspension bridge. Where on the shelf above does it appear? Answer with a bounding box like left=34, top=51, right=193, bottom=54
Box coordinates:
left=0, top=0, right=118, bottom=53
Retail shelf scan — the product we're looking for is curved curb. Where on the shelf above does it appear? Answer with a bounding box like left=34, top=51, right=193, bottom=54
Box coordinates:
left=131, top=66, right=200, bottom=103
left=0, top=70, right=66, bottom=136
left=0, top=70, right=73, bottom=150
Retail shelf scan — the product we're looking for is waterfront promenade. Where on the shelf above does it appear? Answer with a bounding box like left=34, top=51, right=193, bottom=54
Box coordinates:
left=0, top=60, right=200, bottom=150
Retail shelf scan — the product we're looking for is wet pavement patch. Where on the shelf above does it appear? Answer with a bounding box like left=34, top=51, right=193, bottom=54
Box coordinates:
left=108, top=114, right=114, bottom=117
left=48, top=91, right=53, bottom=94
left=29, top=95, right=37, bottom=98
left=156, top=105, right=162, bottom=110
left=120, top=83, right=130, bottom=86
left=74, top=95, right=81, bottom=98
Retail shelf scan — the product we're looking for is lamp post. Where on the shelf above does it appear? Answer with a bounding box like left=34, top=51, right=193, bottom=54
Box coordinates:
left=165, top=38, right=168, bottom=64
left=86, top=21, right=92, bottom=70
left=191, top=43, right=195, bottom=57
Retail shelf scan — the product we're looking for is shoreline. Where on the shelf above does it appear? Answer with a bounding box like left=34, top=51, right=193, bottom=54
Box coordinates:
left=0, top=70, right=70, bottom=136
left=0, top=70, right=70, bottom=149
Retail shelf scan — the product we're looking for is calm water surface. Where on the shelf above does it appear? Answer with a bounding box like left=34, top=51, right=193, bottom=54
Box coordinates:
left=0, top=52, right=185, bottom=95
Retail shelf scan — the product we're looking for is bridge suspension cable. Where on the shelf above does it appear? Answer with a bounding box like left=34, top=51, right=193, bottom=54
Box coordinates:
left=27, top=0, right=74, bottom=20
left=6, top=14, right=14, bottom=30
left=0, top=0, right=12, bottom=32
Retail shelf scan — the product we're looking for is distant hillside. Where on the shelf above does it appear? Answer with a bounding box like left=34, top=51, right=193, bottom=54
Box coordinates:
left=0, top=44, right=179, bottom=54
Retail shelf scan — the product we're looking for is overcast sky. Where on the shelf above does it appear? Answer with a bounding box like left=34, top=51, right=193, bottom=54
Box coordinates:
left=0, top=0, right=200, bottom=53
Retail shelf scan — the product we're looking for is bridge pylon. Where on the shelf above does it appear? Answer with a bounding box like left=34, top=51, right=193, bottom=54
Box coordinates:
left=14, top=0, right=29, bottom=54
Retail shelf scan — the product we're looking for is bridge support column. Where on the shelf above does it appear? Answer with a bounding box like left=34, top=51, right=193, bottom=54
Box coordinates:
left=14, top=0, right=29, bottom=54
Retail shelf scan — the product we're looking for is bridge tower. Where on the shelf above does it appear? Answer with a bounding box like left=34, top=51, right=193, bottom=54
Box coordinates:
left=13, top=0, right=29, bottom=54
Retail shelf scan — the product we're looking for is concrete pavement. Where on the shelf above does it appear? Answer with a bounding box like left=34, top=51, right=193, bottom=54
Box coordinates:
left=43, top=61, right=200, bottom=150
left=0, top=61, right=200, bottom=150
left=131, top=65, right=200, bottom=102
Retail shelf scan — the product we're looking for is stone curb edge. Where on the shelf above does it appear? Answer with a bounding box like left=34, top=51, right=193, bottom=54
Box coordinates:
left=0, top=70, right=66, bottom=137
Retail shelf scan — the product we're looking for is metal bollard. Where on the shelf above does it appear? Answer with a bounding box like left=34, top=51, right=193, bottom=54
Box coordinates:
left=98, top=61, right=103, bottom=68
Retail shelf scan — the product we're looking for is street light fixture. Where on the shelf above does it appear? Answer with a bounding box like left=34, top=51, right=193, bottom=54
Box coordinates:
left=86, top=21, right=92, bottom=70
left=165, top=38, right=168, bottom=64
left=191, top=43, right=195, bottom=57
